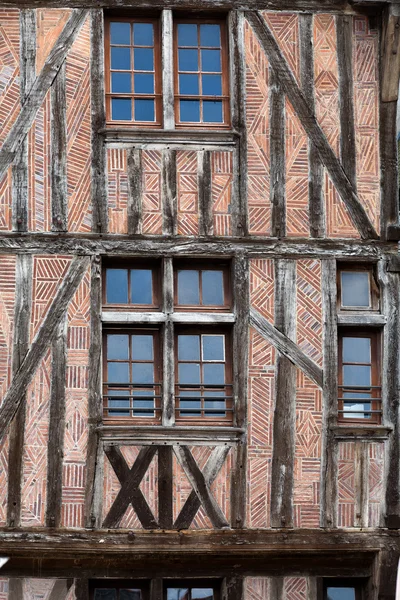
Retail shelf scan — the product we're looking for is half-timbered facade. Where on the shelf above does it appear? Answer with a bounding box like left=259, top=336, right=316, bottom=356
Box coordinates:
left=0, top=0, right=398, bottom=598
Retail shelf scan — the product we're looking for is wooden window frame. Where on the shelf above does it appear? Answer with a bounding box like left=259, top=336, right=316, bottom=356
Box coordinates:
left=337, top=263, right=380, bottom=312
left=104, top=15, right=163, bottom=128
left=321, top=578, right=365, bottom=600
left=90, top=580, right=150, bottom=600
left=102, top=260, right=161, bottom=312
left=164, top=579, right=221, bottom=600
left=174, top=326, right=233, bottom=426
left=173, top=260, right=232, bottom=312
left=103, top=327, right=162, bottom=425
left=173, top=16, right=230, bottom=129
left=338, top=329, right=381, bottom=425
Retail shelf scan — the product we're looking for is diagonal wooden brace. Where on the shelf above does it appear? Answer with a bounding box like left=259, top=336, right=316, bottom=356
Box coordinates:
left=173, top=445, right=229, bottom=529
left=103, top=445, right=158, bottom=529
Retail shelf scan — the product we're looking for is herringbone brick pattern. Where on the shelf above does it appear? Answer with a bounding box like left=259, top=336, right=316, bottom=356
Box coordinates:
left=264, top=13, right=300, bottom=82
left=108, top=148, right=128, bottom=234
left=284, top=578, right=307, bottom=600
left=142, top=150, right=162, bottom=234
left=61, top=267, right=90, bottom=528
left=245, top=577, right=270, bottom=600
left=66, top=16, right=92, bottom=233
left=368, top=442, right=384, bottom=527
left=296, top=259, right=322, bottom=366
left=285, top=100, right=309, bottom=237
left=244, top=577, right=309, bottom=600
left=177, top=151, right=199, bottom=236
left=212, top=152, right=232, bottom=236
left=0, top=10, right=20, bottom=147
left=0, top=256, right=15, bottom=402
left=245, top=21, right=270, bottom=236
left=354, top=16, right=380, bottom=232
left=337, top=441, right=356, bottom=527
left=0, top=169, right=12, bottom=231
left=23, top=579, right=57, bottom=599
left=28, top=91, right=51, bottom=232
left=36, top=9, right=72, bottom=73
left=250, top=259, right=274, bottom=323
left=0, top=578, right=7, bottom=599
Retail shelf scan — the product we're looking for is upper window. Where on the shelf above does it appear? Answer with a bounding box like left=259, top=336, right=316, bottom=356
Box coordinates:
left=105, top=18, right=162, bottom=125
left=103, top=262, right=160, bottom=310
left=91, top=581, right=149, bottom=600
left=174, top=263, right=231, bottom=310
left=174, top=20, right=229, bottom=127
left=323, top=579, right=364, bottom=600
left=165, top=581, right=220, bottom=600
left=337, top=265, right=379, bottom=311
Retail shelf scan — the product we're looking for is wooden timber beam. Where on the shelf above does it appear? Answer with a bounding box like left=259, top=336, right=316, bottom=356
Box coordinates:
left=0, top=9, right=89, bottom=183
left=250, top=307, right=323, bottom=388
left=245, top=11, right=379, bottom=241
left=0, top=256, right=90, bottom=444
left=381, top=4, right=400, bottom=102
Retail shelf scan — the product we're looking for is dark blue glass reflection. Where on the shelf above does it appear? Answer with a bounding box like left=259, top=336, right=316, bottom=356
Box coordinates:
left=134, top=48, right=154, bottom=71
left=131, top=269, right=153, bottom=304
left=134, top=73, right=154, bottom=93
left=177, top=270, right=200, bottom=304
left=111, top=72, right=131, bottom=93
left=178, top=24, right=197, bottom=46
left=202, top=74, right=222, bottom=96
left=178, top=49, right=198, bottom=72
left=179, top=74, right=199, bottom=95
left=111, top=47, right=131, bottom=70
left=201, top=49, right=221, bottom=72
left=110, top=22, right=130, bottom=45
left=180, top=100, right=200, bottom=122
left=133, top=23, right=154, bottom=46
left=203, top=101, right=223, bottom=123
left=94, top=589, right=117, bottom=600
left=200, top=24, right=221, bottom=47
left=111, top=98, right=132, bottom=121
left=327, top=588, right=356, bottom=600
left=106, top=269, right=128, bottom=303
left=202, top=270, right=224, bottom=305
left=134, top=99, right=155, bottom=121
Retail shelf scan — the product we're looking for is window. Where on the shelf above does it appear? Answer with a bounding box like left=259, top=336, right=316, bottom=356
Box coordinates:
left=165, top=581, right=220, bottom=600
left=175, top=329, right=232, bottom=423
left=90, top=581, right=149, bottom=600
left=338, top=330, right=381, bottom=423
left=174, top=263, right=231, bottom=310
left=105, top=18, right=162, bottom=125
left=103, top=262, right=160, bottom=310
left=323, top=579, right=364, bottom=600
left=103, top=329, right=162, bottom=422
left=105, top=15, right=230, bottom=128
left=337, top=265, right=379, bottom=311
left=174, top=20, right=229, bottom=126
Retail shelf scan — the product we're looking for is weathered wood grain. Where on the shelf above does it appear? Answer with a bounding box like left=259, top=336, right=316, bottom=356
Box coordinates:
left=48, top=579, right=74, bottom=600
left=162, top=150, right=177, bottom=235
left=0, top=256, right=90, bottom=444
left=299, top=13, right=324, bottom=238
left=270, top=68, right=286, bottom=238
left=320, top=258, right=338, bottom=528
left=127, top=148, right=142, bottom=235
left=270, top=577, right=284, bottom=600
left=174, top=445, right=230, bottom=529
left=250, top=308, right=323, bottom=388
left=7, top=254, right=32, bottom=527
left=270, top=260, right=296, bottom=528
left=51, top=62, right=67, bottom=232
left=90, top=9, right=108, bottom=234
left=162, top=10, right=175, bottom=130
left=337, top=15, right=357, bottom=190
left=354, top=441, right=369, bottom=528
left=381, top=5, right=400, bottom=102
left=162, top=257, right=174, bottom=426
left=380, top=101, right=399, bottom=237
left=12, top=9, right=36, bottom=233
left=75, top=579, right=89, bottom=600
left=245, top=11, right=379, bottom=240
left=337, top=314, right=387, bottom=326
left=46, top=317, right=68, bottom=528
left=8, top=578, right=23, bottom=600
left=158, top=445, right=173, bottom=529
left=0, top=9, right=89, bottom=182
left=173, top=445, right=229, bottom=528
left=198, top=151, right=213, bottom=236
left=222, top=575, right=244, bottom=600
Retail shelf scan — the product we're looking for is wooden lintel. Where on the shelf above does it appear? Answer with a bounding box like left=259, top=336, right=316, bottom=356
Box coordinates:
left=250, top=307, right=323, bottom=388
left=381, top=4, right=400, bottom=102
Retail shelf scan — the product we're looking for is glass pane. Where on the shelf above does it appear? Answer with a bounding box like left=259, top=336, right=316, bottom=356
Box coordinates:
left=179, top=49, right=198, bottom=71
left=107, top=334, right=129, bottom=360
left=179, top=74, right=199, bottom=95
left=133, top=390, right=154, bottom=417
left=341, top=271, right=370, bottom=307
left=343, top=365, right=371, bottom=386
left=134, top=73, right=154, bottom=93
left=327, top=588, right=356, bottom=600
left=110, top=22, right=130, bottom=45
left=134, top=48, right=154, bottom=71
left=342, top=337, right=371, bottom=363
left=204, top=391, right=225, bottom=417
left=132, top=363, right=154, bottom=384
left=200, top=24, right=221, bottom=47
left=133, top=23, right=154, bottom=46
left=112, top=98, right=132, bottom=121
left=204, top=363, right=225, bottom=384
left=178, top=335, right=200, bottom=361
left=132, top=335, right=153, bottom=360
left=108, top=391, right=130, bottom=416
left=167, top=589, right=190, bottom=600
left=108, top=363, right=130, bottom=384
left=343, top=391, right=371, bottom=419
left=179, top=391, right=201, bottom=416
left=202, top=74, right=222, bottom=96
left=134, top=99, right=155, bottom=122
left=178, top=24, right=197, bottom=46
left=202, top=335, right=225, bottom=361
left=131, top=269, right=153, bottom=304
left=180, top=100, right=200, bottom=122
left=202, top=270, right=224, bottom=305
left=111, top=47, right=131, bottom=70
left=178, top=270, right=200, bottom=304
left=179, top=363, right=201, bottom=384
left=94, top=590, right=117, bottom=600
left=201, top=49, right=221, bottom=72
left=106, top=269, right=128, bottom=303
left=203, top=101, right=223, bottom=123
left=111, top=72, right=132, bottom=93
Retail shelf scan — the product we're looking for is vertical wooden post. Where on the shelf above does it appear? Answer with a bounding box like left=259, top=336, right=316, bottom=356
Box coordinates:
left=299, top=14, right=325, bottom=238
left=158, top=445, right=173, bottom=529
left=9, top=579, right=23, bottom=600
left=162, top=257, right=174, bottom=427
left=7, top=254, right=32, bottom=527
left=75, top=579, right=89, bottom=600
left=231, top=253, right=249, bottom=528
left=354, top=440, right=369, bottom=528
left=270, top=69, right=286, bottom=238
left=90, top=9, right=108, bottom=234
left=12, top=9, right=36, bottom=233
left=222, top=576, right=244, bottom=600
left=162, top=10, right=174, bottom=131
left=270, top=259, right=296, bottom=528
left=198, top=151, right=213, bottom=236
left=270, top=578, right=284, bottom=600
left=51, top=62, right=68, bottom=231
left=127, top=148, right=142, bottom=235
left=320, top=258, right=338, bottom=528
left=161, top=150, right=177, bottom=236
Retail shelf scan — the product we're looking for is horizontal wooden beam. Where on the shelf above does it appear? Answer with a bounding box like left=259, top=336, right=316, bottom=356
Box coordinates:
left=245, top=11, right=379, bottom=241
left=0, top=256, right=90, bottom=444
left=0, top=9, right=89, bottom=182
left=337, top=314, right=387, bottom=326
left=381, top=4, right=400, bottom=102
left=250, top=307, right=324, bottom=388
left=101, top=312, right=236, bottom=324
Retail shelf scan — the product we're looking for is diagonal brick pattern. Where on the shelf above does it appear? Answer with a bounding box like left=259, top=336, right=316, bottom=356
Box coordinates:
left=108, top=148, right=128, bottom=234
left=142, top=150, right=162, bottom=234
left=36, top=9, right=72, bottom=73
left=177, top=150, right=199, bottom=236
left=296, top=259, right=322, bottom=366
left=28, top=91, right=51, bottom=232
left=368, top=442, right=384, bottom=527
left=0, top=10, right=20, bottom=147
left=337, top=441, right=356, bottom=527
left=212, top=151, right=232, bottom=236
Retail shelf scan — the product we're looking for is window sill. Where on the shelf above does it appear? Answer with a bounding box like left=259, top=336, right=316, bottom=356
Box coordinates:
left=331, top=424, right=392, bottom=440
left=101, top=311, right=235, bottom=324
left=101, top=127, right=238, bottom=147
left=337, top=314, right=386, bottom=326
left=99, top=424, right=244, bottom=444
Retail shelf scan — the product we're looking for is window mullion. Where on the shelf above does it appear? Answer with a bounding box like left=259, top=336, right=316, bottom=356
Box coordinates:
left=161, top=9, right=175, bottom=130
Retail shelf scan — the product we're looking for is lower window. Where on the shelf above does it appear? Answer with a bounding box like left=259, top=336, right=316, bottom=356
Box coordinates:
left=90, top=581, right=149, bottom=600
left=323, top=579, right=365, bottom=600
